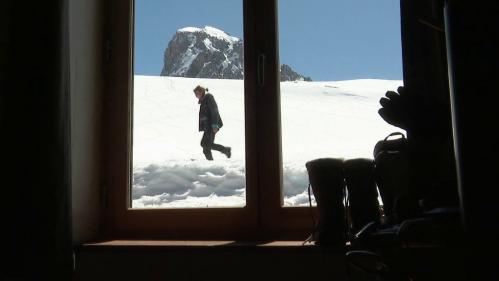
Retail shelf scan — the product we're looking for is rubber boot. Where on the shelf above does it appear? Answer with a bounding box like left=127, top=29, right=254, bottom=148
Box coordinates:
left=344, top=158, right=381, bottom=236
left=305, top=158, right=346, bottom=249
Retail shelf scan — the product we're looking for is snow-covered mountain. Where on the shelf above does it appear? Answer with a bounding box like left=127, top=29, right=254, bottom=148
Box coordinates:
left=160, top=26, right=311, bottom=81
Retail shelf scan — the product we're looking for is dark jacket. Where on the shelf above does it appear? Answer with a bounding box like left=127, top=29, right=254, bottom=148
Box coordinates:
left=198, top=93, right=223, bottom=131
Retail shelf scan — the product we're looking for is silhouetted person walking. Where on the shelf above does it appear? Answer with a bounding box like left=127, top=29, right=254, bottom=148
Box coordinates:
left=194, top=85, right=231, bottom=160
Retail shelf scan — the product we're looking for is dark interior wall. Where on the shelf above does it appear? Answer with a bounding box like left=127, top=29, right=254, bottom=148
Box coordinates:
left=445, top=0, right=499, bottom=239
left=445, top=1, right=499, bottom=278
left=1, top=0, right=73, bottom=279
left=0, top=1, right=9, bottom=86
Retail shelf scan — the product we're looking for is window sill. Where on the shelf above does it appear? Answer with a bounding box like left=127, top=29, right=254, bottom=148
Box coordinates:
left=82, top=239, right=319, bottom=249
left=78, top=239, right=351, bottom=253
left=74, top=240, right=348, bottom=280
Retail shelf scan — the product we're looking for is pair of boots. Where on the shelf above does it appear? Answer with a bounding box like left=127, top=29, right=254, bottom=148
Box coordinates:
left=305, top=158, right=380, bottom=248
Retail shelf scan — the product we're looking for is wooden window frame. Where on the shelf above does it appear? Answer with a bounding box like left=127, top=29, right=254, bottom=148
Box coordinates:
left=103, top=0, right=315, bottom=241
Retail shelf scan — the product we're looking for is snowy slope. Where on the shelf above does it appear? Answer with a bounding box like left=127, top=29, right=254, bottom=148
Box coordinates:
left=132, top=75, right=403, bottom=208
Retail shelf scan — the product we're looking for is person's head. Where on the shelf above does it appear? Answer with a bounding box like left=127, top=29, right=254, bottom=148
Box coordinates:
left=193, top=85, right=208, bottom=100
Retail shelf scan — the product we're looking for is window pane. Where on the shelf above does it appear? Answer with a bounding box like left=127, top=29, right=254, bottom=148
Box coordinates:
left=278, top=0, right=404, bottom=206
left=132, top=0, right=245, bottom=208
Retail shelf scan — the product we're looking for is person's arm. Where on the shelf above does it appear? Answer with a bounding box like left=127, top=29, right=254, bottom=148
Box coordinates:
left=206, top=94, right=221, bottom=132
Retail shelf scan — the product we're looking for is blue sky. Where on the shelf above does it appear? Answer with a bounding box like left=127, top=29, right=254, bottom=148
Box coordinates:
left=134, top=0, right=402, bottom=81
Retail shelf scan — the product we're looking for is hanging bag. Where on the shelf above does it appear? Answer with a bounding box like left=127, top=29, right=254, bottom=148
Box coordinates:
left=373, top=132, right=410, bottom=223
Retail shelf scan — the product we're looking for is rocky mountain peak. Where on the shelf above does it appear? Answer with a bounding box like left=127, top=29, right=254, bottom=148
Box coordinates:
left=160, top=26, right=311, bottom=81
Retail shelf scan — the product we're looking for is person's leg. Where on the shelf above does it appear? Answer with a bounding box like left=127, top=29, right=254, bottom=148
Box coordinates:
left=201, top=131, right=214, bottom=160
left=210, top=134, right=231, bottom=158
left=201, top=130, right=231, bottom=159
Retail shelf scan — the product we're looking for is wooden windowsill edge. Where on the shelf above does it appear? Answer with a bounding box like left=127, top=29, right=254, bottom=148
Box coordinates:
left=77, top=240, right=351, bottom=254
left=81, top=240, right=315, bottom=248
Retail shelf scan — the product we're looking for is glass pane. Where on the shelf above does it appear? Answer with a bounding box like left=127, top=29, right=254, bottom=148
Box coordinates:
left=278, top=0, right=404, bottom=206
left=132, top=0, right=245, bottom=208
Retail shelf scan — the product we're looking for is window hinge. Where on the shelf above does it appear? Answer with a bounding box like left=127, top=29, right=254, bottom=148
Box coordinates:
left=105, top=39, right=112, bottom=62
left=101, top=182, right=109, bottom=211
left=72, top=251, right=76, bottom=271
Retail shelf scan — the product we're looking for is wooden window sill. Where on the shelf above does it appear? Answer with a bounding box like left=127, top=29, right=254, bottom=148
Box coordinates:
left=78, top=240, right=354, bottom=253
left=74, top=240, right=349, bottom=280
left=82, top=240, right=319, bottom=249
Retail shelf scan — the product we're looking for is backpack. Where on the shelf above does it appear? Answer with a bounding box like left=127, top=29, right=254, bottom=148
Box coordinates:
left=373, top=132, right=418, bottom=224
